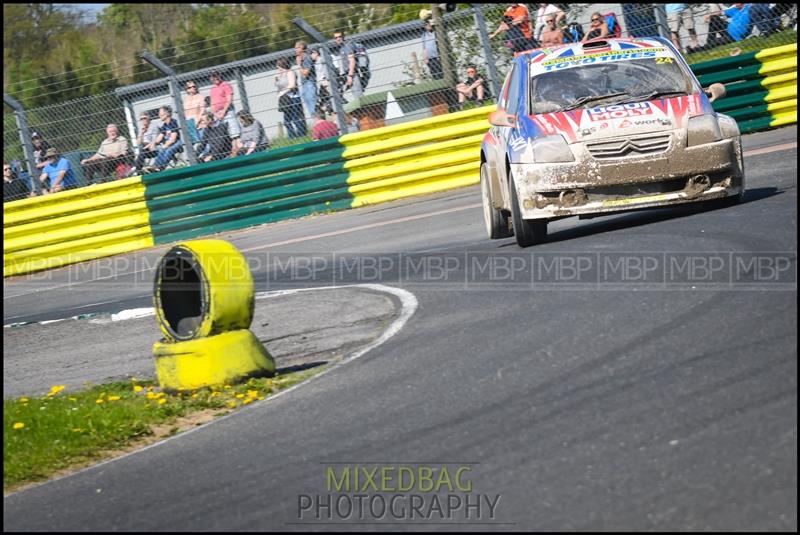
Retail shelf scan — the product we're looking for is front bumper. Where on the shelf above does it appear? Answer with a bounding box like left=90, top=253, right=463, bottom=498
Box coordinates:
left=511, top=130, right=743, bottom=219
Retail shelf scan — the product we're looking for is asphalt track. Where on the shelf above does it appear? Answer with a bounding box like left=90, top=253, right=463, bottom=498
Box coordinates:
left=3, top=126, right=797, bottom=530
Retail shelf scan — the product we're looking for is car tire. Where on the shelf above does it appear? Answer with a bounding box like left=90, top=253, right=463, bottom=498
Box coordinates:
left=481, top=162, right=512, bottom=239
left=509, top=176, right=547, bottom=247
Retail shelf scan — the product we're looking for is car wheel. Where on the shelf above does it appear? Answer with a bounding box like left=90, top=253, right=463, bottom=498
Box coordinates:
left=481, top=162, right=512, bottom=239
left=509, top=176, right=547, bottom=247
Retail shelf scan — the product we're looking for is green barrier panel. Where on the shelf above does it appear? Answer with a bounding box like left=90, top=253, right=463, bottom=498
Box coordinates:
left=149, top=173, right=350, bottom=224
left=690, top=51, right=758, bottom=76
left=154, top=197, right=354, bottom=245
left=145, top=148, right=346, bottom=200
left=722, top=78, right=768, bottom=97
left=142, top=137, right=343, bottom=185
left=738, top=115, right=775, bottom=133
left=712, top=91, right=769, bottom=112
left=148, top=162, right=346, bottom=211
left=724, top=105, right=771, bottom=121
left=696, top=63, right=763, bottom=86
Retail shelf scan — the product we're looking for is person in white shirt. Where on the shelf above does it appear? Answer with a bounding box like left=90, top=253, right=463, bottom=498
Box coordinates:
left=534, top=3, right=565, bottom=42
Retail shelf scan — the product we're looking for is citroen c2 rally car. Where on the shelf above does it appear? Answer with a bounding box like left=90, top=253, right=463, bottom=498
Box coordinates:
left=480, top=37, right=744, bottom=247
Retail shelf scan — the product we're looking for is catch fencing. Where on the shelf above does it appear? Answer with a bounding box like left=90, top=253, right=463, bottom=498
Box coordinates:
left=4, top=4, right=797, bottom=202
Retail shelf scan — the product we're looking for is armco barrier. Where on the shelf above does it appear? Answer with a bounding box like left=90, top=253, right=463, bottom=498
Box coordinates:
left=695, top=43, right=797, bottom=133
left=4, top=43, right=796, bottom=277
left=3, top=177, right=153, bottom=277
left=142, top=105, right=493, bottom=245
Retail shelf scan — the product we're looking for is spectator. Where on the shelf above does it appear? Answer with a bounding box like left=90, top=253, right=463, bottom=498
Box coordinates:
left=276, top=57, right=307, bottom=140
left=311, top=49, right=335, bottom=117
left=666, top=4, right=700, bottom=52
left=80, top=124, right=131, bottom=184
left=582, top=12, right=610, bottom=41
left=31, top=132, right=51, bottom=171
left=39, top=147, right=78, bottom=193
left=183, top=79, right=206, bottom=144
left=534, top=3, right=565, bottom=42
left=4, top=162, right=29, bottom=202
left=145, top=105, right=183, bottom=172
left=198, top=111, right=232, bottom=163
left=540, top=15, right=564, bottom=46
left=295, top=41, right=318, bottom=120
left=699, top=3, right=732, bottom=50
left=311, top=110, right=339, bottom=141
left=234, top=110, right=268, bottom=156
left=334, top=30, right=365, bottom=99
left=690, top=4, right=753, bottom=53
left=622, top=3, right=659, bottom=38
left=490, top=4, right=537, bottom=53
left=455, top=65, right=490, bottom=107
left=751, top=3, right=780, bottom=36
left=209, top=71, right=241, bottom=156
left=130, top=112, right=160, bottom=176
left=422, top=19, right=443, bottom=80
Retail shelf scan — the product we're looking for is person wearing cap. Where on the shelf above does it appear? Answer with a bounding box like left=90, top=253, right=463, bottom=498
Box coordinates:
left=31, top=132, right=52, bottom=170
left=421, top=19, right=442, bottom=80
left=4, top=162, right=30, bottom=202
left=81, top=123, right=131, bottom=184
left=130, top=112, right=161, bottom=176
left=39, top=147, right=78, bottom=194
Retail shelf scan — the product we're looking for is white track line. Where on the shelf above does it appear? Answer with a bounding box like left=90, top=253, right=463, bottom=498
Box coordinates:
left=3, top=283, right=418, bottom=497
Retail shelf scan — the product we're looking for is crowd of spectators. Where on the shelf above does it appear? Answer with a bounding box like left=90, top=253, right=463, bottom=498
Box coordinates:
left=8, top=3, right=794, bottom=201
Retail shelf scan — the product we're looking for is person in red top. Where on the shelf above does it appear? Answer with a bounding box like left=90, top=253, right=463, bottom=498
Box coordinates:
left=209, top=71, right=241, bottom=155
left=489, top=4, right=535, bottom=52
left=311, top=110, right=339, bottom=141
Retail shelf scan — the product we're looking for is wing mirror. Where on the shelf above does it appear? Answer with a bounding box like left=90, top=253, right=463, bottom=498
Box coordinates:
left=705, top=83, right=726, bottom=102
left=488, top=110, right=517, bottom=127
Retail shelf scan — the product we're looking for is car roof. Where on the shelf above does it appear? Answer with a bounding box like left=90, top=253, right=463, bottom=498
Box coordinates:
left=516, top=37, right=674, bottom=65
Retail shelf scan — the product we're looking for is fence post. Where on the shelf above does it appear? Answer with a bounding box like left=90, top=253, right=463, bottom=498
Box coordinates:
left=653, top=5, right=671, bottom=40
left=140, top=50, right=198, bottom=166
left=431, top=4, right=457, bottom=88
left=234, top=67, right=250, bottom=114
left=3, top=93, right=41, bottom=195
left=472, top=4, right=501, bottom=98
left=292, top=17, right=348, bottom=135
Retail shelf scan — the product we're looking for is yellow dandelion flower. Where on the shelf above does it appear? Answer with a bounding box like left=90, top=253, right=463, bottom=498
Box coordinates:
left=235, top=393, right=245, bottom=399
left=20, top=397, right=29, bottom=403
left=223, top=385, right=232, bottom=390
left=210, top=392, right=221, bottom=397
left=247, top=390, right=259, bottom=398
left=13, top=422, right=25, bottom=430
left=191, top=394, right=199, bottom=399
left=227, top=401, right=237, bottom=408
left=242, top=398, right=253, bottom=405
left=96, top=399, right=104, bottom=404
left=146, top=392, right=157, bottom=399
left=133, top=385, right=144, bottom=393
left=158, top=399, right=167, bottom=405
left=107, top=396, right=121, bottom=402
left=69, top=397, right=78, bottom=402
left=47, top=385, right=66, bottom=396
left=156, top=392, right=166, bottom=399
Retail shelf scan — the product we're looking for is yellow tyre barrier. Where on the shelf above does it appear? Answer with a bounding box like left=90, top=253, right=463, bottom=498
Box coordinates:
left=152, top=239, right=275, bottom=391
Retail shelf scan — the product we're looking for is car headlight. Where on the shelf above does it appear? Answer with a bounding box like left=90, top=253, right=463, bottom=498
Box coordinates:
left=522, top=135, right=574, bottom=163
left=687, top=114, right=722, bottom=146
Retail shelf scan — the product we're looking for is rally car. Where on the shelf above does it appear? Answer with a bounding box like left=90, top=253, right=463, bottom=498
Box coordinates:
left=480, top=37, right=744, bottom=246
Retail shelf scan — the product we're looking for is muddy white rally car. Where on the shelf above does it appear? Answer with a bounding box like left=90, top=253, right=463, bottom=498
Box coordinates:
left=480, top=37, right=744, bottom=246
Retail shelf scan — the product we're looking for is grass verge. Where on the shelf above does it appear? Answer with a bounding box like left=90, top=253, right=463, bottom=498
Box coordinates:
left=685, top=30, right=797, bottom=64
left=3, top=367, right=324, bottom=493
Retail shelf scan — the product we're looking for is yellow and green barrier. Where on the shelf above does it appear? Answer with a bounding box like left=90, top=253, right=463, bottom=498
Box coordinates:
left=694, top=43, right=797, bottom=132
left=4, top=44, right=795, bottom=277
left=3, top=176, right=153, bottom=277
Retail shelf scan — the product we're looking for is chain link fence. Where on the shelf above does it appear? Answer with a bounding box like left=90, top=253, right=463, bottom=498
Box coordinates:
left=4, top=3, right=797, bottom=203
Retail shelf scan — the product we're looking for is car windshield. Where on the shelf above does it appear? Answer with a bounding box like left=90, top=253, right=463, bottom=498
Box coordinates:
left=529, top=57, right=694, bottom=115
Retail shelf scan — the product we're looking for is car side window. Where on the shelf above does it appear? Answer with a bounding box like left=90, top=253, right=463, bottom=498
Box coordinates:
left=497, top=69, right=513, bottom=110
left=505, top=64, right=523, bottom=116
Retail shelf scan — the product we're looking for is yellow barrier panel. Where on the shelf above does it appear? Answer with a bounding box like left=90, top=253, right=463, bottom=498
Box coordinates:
left=755, top=43, right=797, bottom=60
left=340, top=105, right=494, bottom=146
left=771, top=110, right=798, bottom=127
left=343, top=133, right=484, bottom=172
left=762, top=71, right=797, bottom=88
left=766, top=99, right=797, bottom=113
left=758, top=56, right=797, bottom=76
left=3, top=175, right=153, bottom=277
left=765, top=84, right=797, bottom=103
left=4, top=235, right=155, bottom=278
left=342, top=118, right=490, bottom=160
